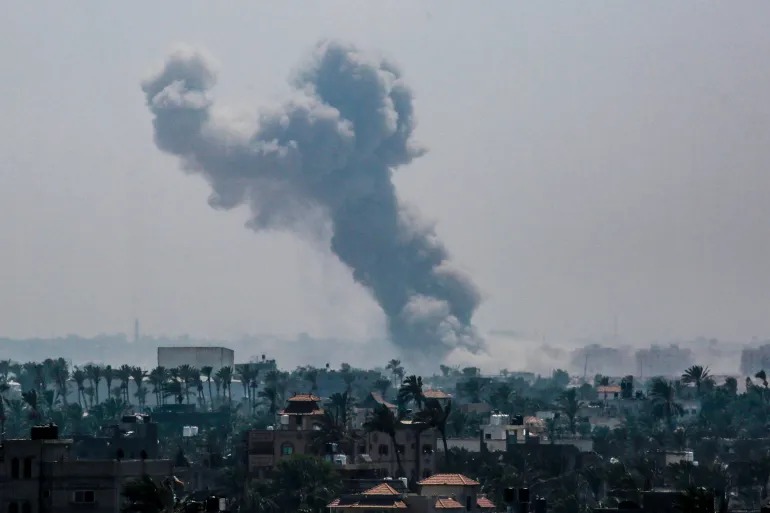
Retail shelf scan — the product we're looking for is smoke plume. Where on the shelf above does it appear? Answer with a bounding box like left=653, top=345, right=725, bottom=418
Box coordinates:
left=141, top=41, right=482, bottom=359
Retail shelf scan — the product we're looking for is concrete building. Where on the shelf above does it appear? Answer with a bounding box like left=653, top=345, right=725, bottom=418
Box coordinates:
left=0, top=425, right=173, bottom=513
left=72, top=414, right=159, bottom=460
left=245, top=394, right=438, bottom=484
left=157, top=346, right=234, bottom=373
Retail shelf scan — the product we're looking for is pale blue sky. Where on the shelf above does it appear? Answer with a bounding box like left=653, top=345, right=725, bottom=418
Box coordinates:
left=3, top=2, right=770, bottom=366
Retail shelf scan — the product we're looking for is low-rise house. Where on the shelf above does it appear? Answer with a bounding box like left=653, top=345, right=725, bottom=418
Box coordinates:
left=328, top=474, right=496, bottom=513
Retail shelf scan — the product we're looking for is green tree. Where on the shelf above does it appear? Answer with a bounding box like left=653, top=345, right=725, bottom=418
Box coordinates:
left=649, top=378, right=683, bottom=430
left=121, top=474, right=174, bottom=513
left=72, top=367, right=87, bottom=408
left=364, top=404, right=402, bottom=475
left=417, top=398, right=452, bottom=460
left=84, top=364, right=103, bottom=405
left=681, top=365, right=711, bottom=395
left=271, top=455, right=341, bottom=513
left=201, top=365, right=214, bottom=406
left=560, top=388, right=579, bottom=435
left=398, top=375, right=425, bottom=409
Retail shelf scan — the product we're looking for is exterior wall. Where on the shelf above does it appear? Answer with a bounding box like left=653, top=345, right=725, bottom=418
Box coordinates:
left=246, top=426, right=438, bottom=484
left=157, top=346, right=235, bottom=372
left=0, top=439, right=171, bottom=513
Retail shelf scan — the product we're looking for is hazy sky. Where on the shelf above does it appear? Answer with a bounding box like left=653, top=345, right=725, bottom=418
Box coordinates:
left=3, top=2, right=770, bottom=359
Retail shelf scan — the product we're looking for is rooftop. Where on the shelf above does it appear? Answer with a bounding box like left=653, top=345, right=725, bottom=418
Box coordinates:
left=363, top=483, right=401, bottom=496
left=597, top=385, right=622, bottom=394
left=418, top=473, right=480, bottom=486
left=287, top=394, right=321, bottom=402
left=423, top=389, right=452, bottom=399
left=477, top=496, right=496, bottom=509
left=435, top=498, right=465, bottom=509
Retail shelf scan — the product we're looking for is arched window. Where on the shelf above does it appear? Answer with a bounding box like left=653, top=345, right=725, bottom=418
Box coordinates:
left=23, top=458, right=32, bottom=479
left=10, top=458, right=19, bottom=479
left=280, top=442, right=294, bottom=456
left=8, top=503, right=18, bottom=513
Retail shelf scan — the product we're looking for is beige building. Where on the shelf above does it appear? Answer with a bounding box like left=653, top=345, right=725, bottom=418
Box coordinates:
left=0, top=426, right=173, bottom=513
left=246, top=394, right=438, bottom=484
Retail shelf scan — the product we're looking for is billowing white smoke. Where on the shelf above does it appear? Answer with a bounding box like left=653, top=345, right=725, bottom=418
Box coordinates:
left=141, top=41, right=482, bottom=360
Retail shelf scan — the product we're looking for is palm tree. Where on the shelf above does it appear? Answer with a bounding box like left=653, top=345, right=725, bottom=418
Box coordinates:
left=303, top=367, right=319, bottom=393
left=327, top=392, right=350, bottom=428
left=84, top=364, right=103, bottom=405
left=216, top=366, right=233, bottom=403
left=259, top=387, right=280, bottom=415
left=386, top=359, right=404, bottom=388
left=201, top=366, right=214, bottom=406
left=398, top=375, right=424, bottom=410
left=71, top=368, right=87, bottom=408
left=116, top=364, right=133, bottom=404
left=22, top=389, right=40, bottom=422
left=103, top=365, right=114, bottom=403
left=649, top=378, right=683, bottom=430
left=681, top=365, right=711, bottom=395
left=148, top=366, right=167, bottom=406
left=364, top=404, right=402, bottom=476
left=50, top=358, right=70, bottom=405
left=416, top=398, right=452, bottom=460
left=130, top=367, right=147, bottom=408
left=560, top=388, right=580, bottom=435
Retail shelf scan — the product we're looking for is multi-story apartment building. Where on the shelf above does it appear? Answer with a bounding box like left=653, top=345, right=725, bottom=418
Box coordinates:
left=0, top=424, right=173, bottom=513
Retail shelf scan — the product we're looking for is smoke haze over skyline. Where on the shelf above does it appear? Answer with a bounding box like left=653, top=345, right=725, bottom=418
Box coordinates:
left=3, top=3, right=770, bottom=367
left=141, top=41, right=481, bottom=360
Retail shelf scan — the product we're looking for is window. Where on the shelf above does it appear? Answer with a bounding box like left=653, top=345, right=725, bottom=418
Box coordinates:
left=8, top=503, right=18, bottom=513
left=10, top=458, right=19, bottom=479
left=280, top=442, right=294, bottom=456
left=20, top=504, right=30, bottom=513
left=422, top=444, right=433, bottom=454
left=485, top=433, right=491, bottom=440
left=73, top=491, right=95, bottom=504
left=23, top=458, right=32, bottom=479
left=466, top=496, right=472, bottom=511
left=378, top=444, right=389, bottom=456
left=396, top=444, right=405, bottom=455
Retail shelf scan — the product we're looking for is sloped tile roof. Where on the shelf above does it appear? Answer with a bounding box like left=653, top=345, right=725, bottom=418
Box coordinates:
left=423, top=389, right=452, bottom=399
left=287, top=393, right=321, bottom=402
left=435, top=498, right=465, bottom=509
left=597, top=385, right=621, bottom=394
left=363, top=483, right=400, bottom=496
left=477, top=496, right=496, bottom=509
left=418, top=473, right=480, bottom=486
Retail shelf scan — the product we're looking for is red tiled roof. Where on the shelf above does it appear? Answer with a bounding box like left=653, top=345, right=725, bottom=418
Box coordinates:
left=477, top=496, right=496, bottom=509
left=435, top=498, right=465, bottom=509
left=418, top=473, right=480, bottom=486
left=288, top=393, right=321, bottom=402
left=423, top=389, right=451, bottom=399
left=363, top=483, right=400, bottom=496
left=328, top=498, right=407, bottom=509
left=597, top=385, right=621, bottom=394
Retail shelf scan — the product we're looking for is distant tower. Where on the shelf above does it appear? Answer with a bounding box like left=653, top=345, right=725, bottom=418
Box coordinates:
left=134, top=318, right=140, bottom=344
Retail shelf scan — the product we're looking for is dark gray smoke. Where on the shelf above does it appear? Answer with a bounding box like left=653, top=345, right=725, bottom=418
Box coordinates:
left=141, top=41, right=482, bottom=358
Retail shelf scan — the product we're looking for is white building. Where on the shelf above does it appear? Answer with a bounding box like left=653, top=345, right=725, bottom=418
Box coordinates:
left=157, top=346, right=234, bottom=372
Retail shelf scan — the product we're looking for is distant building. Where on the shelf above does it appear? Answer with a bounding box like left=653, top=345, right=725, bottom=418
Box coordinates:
left=72, top=414, right=159, bottom=460
left=741, top=344, right=770, bottom=376
left=635, top=345, right=693, bottom=378
left=157, top=346, right=234, bottom=372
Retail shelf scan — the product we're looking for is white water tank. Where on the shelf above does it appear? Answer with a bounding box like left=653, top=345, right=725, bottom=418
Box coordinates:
left=280, top=415, right=290, bottom=427
left=333, top=454, right=347, bottom=466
